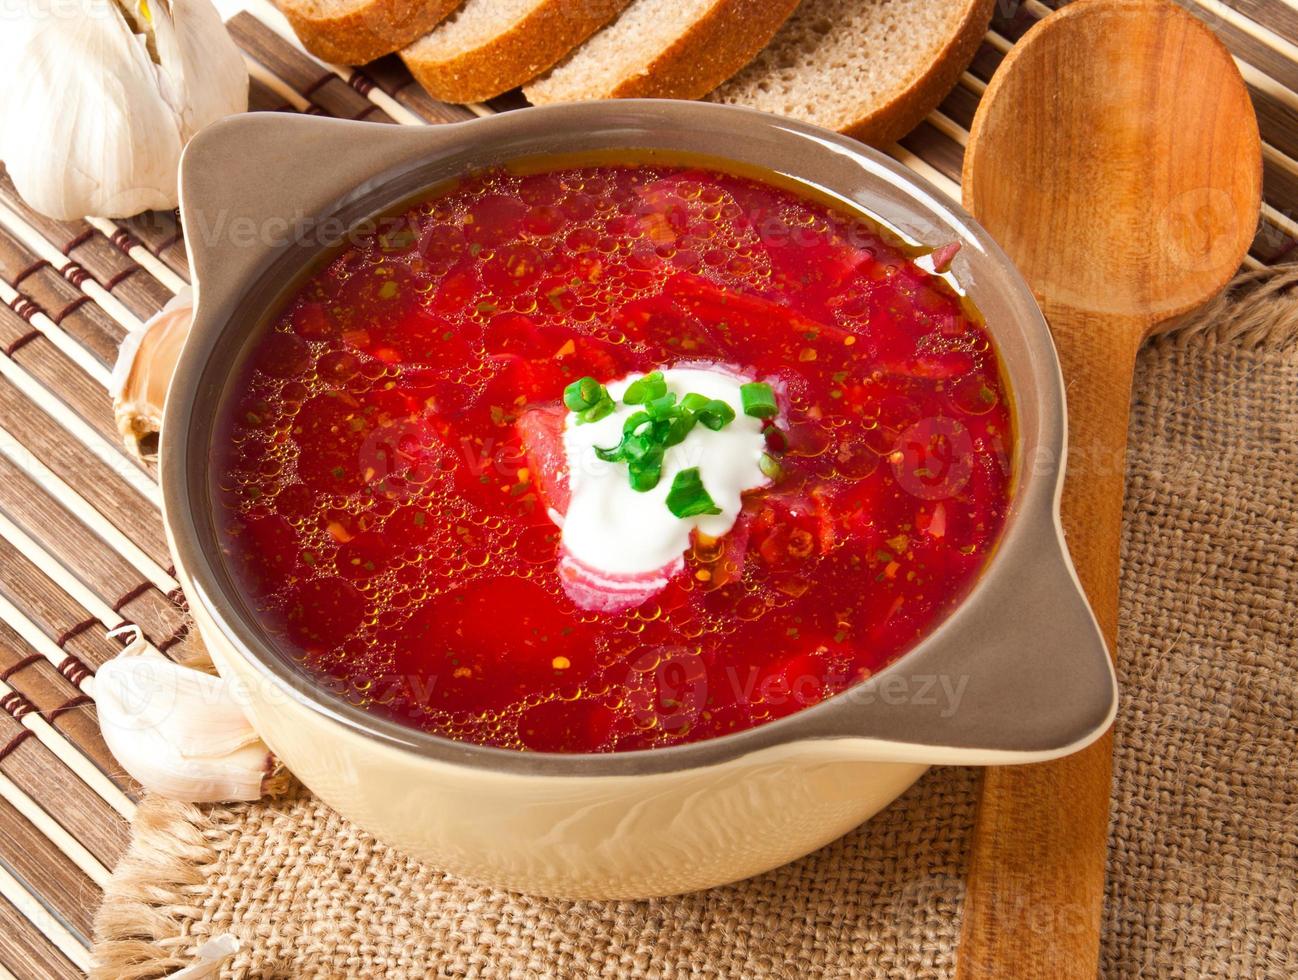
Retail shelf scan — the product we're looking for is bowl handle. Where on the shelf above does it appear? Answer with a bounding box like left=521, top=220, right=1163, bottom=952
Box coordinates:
left=796, top=517, right=1117, bottom=765
left=116, top=116, right=468, bottom=459
left=178, top=114, right=467, bottom=321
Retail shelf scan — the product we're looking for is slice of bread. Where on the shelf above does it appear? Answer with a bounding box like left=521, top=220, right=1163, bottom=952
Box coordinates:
left=524, top=0, right=800, bottom=104
left=708, top=0, right=995, bottom=146
left=401, top=0, right=633, bottom=104
left=276, top=0, right=463, bottom=65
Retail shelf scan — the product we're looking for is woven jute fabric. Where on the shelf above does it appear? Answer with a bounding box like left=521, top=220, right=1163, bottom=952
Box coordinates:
left=91, top=270, right=1298, bottom=979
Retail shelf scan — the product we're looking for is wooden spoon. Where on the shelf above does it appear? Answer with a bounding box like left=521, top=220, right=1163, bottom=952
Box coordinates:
left=957, top=1, right=1260, bottom=976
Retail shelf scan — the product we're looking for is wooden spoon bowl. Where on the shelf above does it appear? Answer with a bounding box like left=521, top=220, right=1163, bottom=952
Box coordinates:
left=966, top=0, right=1259, bottom=326
left=958, top=1, right=1260, bottom=976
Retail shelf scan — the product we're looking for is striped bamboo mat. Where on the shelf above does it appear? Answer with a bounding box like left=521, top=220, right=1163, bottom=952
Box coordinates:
left=0, top=1, right=1294, bottom=975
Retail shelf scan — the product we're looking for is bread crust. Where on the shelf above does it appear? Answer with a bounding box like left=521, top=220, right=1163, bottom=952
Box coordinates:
left=402, top=0, right=633, bottom=104
left=277, top=0, right=463, bottom=65
left=840, top=0, right=996, bottom=146
left=525, top=0, right=800, bottom=104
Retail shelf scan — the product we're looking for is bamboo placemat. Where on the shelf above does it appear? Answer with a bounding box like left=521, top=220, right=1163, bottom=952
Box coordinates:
left=0, top=1, right=1295, bottom=975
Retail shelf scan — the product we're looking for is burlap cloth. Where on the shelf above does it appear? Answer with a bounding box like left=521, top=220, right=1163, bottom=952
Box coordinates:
left=91, top=270, right=1298, bottom=979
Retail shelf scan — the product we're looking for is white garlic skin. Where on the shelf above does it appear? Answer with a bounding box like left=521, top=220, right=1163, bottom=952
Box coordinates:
left=0, top=0, right=248, bottom=220
left=111, top=285, right=192, bottom=460
left=96, top=636, right=272, bottom=803
left=167, top=935, right=241, bottom=980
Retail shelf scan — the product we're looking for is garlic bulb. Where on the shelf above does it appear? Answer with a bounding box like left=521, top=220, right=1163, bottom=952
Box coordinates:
left=97, top=631, right=274, bottom=802
left=0, top=0, right=248, bottom=220
left=111, top=286, right=192, bottom=460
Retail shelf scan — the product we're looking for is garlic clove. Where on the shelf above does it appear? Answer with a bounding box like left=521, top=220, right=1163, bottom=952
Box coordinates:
left=96, top=634, right=274, bottom=803
left=152, top=0, right=249, bottom=140
left=111, top=287, right=192, bottom=461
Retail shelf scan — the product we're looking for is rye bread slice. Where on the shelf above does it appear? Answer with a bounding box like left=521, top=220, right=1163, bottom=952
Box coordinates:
left=276, top=0, right=463, bottom=65
left=524, top=0, right=800, bottom=104
left=709, top=0, right=994, bottom=145
left=402, top=0, right=634, bottom=103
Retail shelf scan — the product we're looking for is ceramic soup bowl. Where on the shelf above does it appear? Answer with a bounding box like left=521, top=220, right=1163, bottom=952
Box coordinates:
left=163, top=102, right=1116, bottom=899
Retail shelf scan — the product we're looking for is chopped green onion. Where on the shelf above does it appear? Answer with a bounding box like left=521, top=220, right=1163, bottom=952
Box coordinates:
left=580, top=397, right=615, bottom=423
left=664, top=412, right=696, bottom=447
left=563, top=373, right=740, bottom=499
left=680, top=392, right=711, bottom=413
left=666, top=468, right=722, bottom=517
left=623, top=411, right=653, bottom=437
left=565, top=376, right=616, bottom=423
left=622, top=433, right=659, bottom=465
left=741, top=381, right=777, bottom=419
left=626, top=442, right=665, bottom=491
left=563, top=376, right=602, bottom=410
left=694, top=399, right=736, bottom=431
left=623, top=371, right=666, bottom=405
left=565, top=373, right=604, bottom=407
left=759, top=453, right=784, bottom=481
left=593, top=443, right=621, bottom=463
left=645, top=392, right=678, bottom=418
left=628, top=459, right=663, bottom=492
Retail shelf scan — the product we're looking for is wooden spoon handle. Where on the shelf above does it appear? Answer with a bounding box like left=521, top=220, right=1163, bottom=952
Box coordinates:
left=956, top=314, right=1141, bottom=978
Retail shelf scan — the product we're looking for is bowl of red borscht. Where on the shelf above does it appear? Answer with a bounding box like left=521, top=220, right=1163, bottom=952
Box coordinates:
left=165, top=103, right=1116, bottom=898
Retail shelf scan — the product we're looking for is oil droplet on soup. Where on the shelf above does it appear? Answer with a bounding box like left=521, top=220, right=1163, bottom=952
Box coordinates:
left=213, top=163, right=1014, bottom=753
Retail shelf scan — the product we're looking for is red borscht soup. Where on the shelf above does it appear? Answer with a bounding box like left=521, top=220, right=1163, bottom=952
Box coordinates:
left=213, top=160, right=1014, bottom=753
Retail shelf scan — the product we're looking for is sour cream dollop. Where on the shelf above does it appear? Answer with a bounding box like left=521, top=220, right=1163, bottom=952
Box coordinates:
left=559, top=367, right=771, bottom=583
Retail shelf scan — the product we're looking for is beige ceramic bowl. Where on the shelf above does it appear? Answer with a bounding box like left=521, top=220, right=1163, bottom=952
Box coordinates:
left=164, top=103, right=1116, bottom=899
